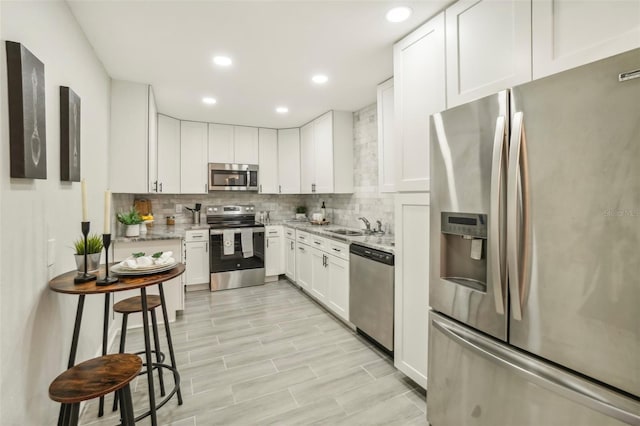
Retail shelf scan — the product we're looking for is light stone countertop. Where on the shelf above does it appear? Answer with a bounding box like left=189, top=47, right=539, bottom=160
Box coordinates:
left=114, top=221, right=395, bottom=254
left=279, top=221, right=395, bottom=254
left=113, top=223, right=210, bottom=243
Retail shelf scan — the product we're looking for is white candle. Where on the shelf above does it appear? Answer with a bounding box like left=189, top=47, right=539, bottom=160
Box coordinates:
left=81, top=179, right=88, bottom=222
left=104, top=190, right=111, bottom=234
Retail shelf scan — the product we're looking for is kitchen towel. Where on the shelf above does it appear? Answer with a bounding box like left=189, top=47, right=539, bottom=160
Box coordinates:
left=223, top=230, right=235, bottom=255
left=241, top=229, right=253, bottom=258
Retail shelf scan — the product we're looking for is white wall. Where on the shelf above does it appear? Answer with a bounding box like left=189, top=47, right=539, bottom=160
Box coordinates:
left=0, top=1, right=111, bottom=424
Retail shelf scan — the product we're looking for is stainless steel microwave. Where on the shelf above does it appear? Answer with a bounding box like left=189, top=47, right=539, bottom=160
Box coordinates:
left=208, top=163, right=258, bottom=191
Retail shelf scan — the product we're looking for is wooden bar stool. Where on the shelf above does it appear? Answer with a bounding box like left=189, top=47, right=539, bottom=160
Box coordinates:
left=49, top=354, right=141, bottom=426
left=112, top=295, right=166, bottom=412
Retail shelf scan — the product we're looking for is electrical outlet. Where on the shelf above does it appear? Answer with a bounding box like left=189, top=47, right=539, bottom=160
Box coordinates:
left=175, top=204, right=183, bottom=213
left=47, top=238, right=55, bottom=266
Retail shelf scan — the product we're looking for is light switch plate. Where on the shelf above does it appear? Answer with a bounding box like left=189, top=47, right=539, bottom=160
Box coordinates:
left=47, top=238, right=55, bottom=266
left=175, top=204, right=183, bottom=213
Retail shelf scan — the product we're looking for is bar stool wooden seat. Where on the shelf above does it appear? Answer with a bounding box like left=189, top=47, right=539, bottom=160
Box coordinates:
left=49, top=354, right=141, bottom=426
left=112, top=295, right=166, bottom=411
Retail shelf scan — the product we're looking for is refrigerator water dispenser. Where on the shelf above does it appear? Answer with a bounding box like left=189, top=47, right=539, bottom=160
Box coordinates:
left=440, top=212, right=487, bottom=292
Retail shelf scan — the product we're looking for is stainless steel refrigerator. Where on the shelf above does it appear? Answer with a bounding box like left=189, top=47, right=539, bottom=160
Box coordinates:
left=428, top=48, right=640, bottom=425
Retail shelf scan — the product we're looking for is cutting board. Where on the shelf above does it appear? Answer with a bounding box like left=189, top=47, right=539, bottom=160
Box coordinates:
left=134, top=199, right=151, bottom=215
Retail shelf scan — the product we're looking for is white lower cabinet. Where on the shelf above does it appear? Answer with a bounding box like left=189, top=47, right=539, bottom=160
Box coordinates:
left=294, top=230, right=350, bottom=322
left=295, top=241, right=312, bottom=291
left=265, top=225, right=285, bottom=277
left=394, top=193, right=430, bottom=389
left=326, top=254, right=349, bottom=321
left=112, top=238, right=184, bottom=328
left=284, top=228, right=296, bottom=282
left=310, top=247, right=330, bottom=303
left=185, top=230, right=209, bottom=286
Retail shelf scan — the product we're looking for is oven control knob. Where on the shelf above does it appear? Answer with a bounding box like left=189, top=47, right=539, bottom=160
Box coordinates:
left=213, top=208, right=218, bottom=212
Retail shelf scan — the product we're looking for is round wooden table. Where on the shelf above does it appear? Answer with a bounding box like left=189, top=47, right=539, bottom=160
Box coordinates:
left=49, top=264, right=186, bottom=426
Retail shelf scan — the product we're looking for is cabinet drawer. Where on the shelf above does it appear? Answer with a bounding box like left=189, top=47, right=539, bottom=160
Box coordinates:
left=296, top=230, right=311, bottom=244
left=310, top=235, right=328, bottom=251
left=266, top=225, right=283, bottom=237
left=285, top=227, right=295, bottom=239
left=328, top=240, right=349, bottom=261
left=185, top=230, right=209, bottom=242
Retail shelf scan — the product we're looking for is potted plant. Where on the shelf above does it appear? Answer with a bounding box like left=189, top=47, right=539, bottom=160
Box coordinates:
left=295, top=206, right=307, bottom=220
left=117, top=208, right=143, bottom=237
left=73, top=233, right=103, bottom=273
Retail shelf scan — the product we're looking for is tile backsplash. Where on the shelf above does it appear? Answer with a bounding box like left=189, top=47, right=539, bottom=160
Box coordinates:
left=113, top=101, right=395, bottom=234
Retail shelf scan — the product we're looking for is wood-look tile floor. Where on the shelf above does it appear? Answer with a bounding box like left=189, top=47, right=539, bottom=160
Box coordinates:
left=79, top=279, right=427, bottom=425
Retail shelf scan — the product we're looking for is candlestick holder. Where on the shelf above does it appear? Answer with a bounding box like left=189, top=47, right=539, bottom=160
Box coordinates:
left=96, top=233, right=118, bottom=285
left=74, top=221, right=97, bottom=283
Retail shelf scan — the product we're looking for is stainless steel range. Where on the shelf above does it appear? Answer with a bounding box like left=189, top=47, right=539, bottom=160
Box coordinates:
left=206, top=205, right=265, bottom=291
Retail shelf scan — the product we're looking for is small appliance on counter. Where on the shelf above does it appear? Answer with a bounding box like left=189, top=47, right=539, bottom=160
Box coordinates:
left=185, top=203, right=202, bottom=224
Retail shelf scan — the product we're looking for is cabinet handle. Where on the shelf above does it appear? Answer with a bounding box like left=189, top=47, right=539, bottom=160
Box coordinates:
left=314, top=241, right=321, bottom=245
left=205, top=183, right=209, bottom=193
left=267, top=239, right=269, bottom=248
left=153, top=180, right=158, bottom=192
left=333, top=248, right=341, bottom=253
left=205, top=242, right=208, bottom=252
left=192, top=235, right=203, bottom=239
left=290, top=241, right=294, bottom=249
left=260, top=184, right=262, bottom=193
left=159, top=182, right=163, bottom=192
left=298, top=247, right=305, bottom=252
left=279, top=185, right=282, bottom=193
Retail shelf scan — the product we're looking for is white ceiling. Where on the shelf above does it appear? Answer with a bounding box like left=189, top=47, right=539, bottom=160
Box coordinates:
left=68, top=1, right=449, bottom=128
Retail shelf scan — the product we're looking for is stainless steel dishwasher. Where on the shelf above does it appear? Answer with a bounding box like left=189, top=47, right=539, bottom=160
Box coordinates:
left=349, top=243, right=395, bottom=352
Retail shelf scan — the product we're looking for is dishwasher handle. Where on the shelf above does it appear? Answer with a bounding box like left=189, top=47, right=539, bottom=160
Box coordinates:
left=349, top=243, right=394, bottom=266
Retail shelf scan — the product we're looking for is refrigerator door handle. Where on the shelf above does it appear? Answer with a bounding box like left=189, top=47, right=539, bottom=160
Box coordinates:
left=507, top=111, right=531, bottom=321
left=432, top=316, right=640, bottom=425
left=490, top=115, right=507, bottom=315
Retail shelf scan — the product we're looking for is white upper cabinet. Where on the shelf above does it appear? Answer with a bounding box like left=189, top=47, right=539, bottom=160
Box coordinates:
left=299, top=111, right=353, bottom=194
left=156, top=114, right=181, bottom=193
left=300, top=122, right=315, bottom=194
left=532, top=0, right=640, bottom=79
left=312, top=112, right=335, bottom=194
left=233, top=126, right=259, bottom=164
left=207, top=124, right=234, bottom=164
left=208, top=124, right=258, bottom=164
left=147, top=88, right=158, bottom=193
left=277, top=128, right=301, bottom=194
left=180, top=121, right=208, bottom=194
left=109, top=80, right=154, bottom=193
left=377, top=78, right=395, bottom=193
left=258, top=128, right=278, bottom=194
left=446, top=0, right=531, bottom=107
left=394, top=13, right=446, bottom=192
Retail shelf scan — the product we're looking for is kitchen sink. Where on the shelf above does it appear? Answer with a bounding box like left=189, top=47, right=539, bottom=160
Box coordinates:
left=328, top=229, right=365, bottom=236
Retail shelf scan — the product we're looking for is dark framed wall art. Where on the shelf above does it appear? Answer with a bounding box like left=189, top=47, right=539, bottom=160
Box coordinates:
left=5, top=41, right=47, bottom=179
left=60, top=86, right=81, bottom=182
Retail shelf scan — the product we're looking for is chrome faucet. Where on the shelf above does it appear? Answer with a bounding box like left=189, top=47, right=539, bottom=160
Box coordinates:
left=376, top=220, right=385, bottom=234
left=358, top=217, right=371, bottom=233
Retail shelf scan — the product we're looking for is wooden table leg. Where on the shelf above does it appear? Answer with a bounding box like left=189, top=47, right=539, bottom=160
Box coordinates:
left=140, top=288, right=158, bottom=426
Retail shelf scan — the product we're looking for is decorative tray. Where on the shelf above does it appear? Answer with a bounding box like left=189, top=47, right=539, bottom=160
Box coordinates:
left=111, top=261, right=178, bottom=276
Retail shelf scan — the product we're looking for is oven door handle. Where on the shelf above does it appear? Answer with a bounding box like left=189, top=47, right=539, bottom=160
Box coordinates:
left=210, top=227, right=265, bottom=235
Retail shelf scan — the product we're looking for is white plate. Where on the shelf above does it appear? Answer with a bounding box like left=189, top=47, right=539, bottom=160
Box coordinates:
left=111, top=261, right=178, bottom=276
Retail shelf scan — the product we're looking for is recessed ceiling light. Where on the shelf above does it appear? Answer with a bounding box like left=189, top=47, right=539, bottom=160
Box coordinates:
left=312, top=74, right=328, bottom=84
left=276, top=106, right=289, bottom=114
left=213, top=56, right=232, bottom=66
left=202, top=97, right=217, bottom=105
left=386, top=6, right=412, bottom=23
